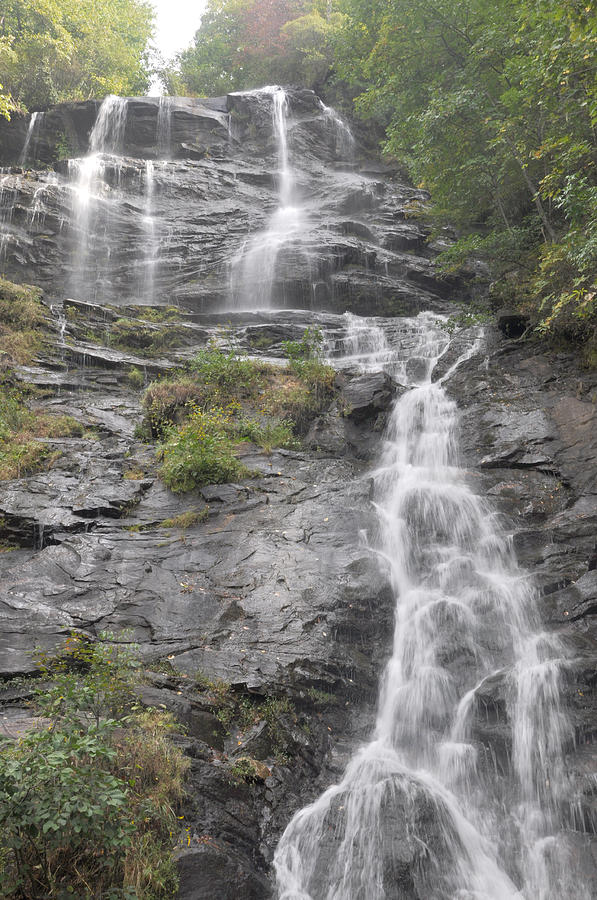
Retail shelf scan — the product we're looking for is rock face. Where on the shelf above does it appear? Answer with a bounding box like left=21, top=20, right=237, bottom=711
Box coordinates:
left=0, top=91, right=596, bottom=897
left=0, top=91, right=461, bottom=315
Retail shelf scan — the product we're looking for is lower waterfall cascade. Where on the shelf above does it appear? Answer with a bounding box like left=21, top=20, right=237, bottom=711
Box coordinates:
left=275, top=313, right=586, bottom=900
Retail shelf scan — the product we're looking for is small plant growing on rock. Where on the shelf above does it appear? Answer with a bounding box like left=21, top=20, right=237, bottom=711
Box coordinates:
left=127, top=366, right=145, bottom=390
left=227, top=757, right=270, bottom=784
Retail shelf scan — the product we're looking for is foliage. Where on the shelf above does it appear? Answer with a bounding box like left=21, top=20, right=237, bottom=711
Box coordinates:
left=88, top=317, right=190, bottom=358
left=158, top=405, right=248, bottom=493
left=188, top=345, right=266, bottom=399
left=32, top=633, right=141, bottom=728
left=0, top=634, right=188, bottom=899
left=227, top=756, right=270, bottom=783
left=143, top=339, right=335, bottom=491
left=0, top=278, right=47, bottom=365
left=160, top=508, right=209, bottom=529
left=167, top=0, right=343, bottom=96
left=0, top=726, right=134, bottom=898
left=126, top=366, right=145, bottom=390
left=234, top=416, right=299, bottom=453
left=194, top=672, right=297, bottom=761
left=0, top=0, right=155, bottom=110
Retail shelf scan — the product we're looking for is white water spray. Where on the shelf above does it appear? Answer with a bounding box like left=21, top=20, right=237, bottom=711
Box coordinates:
left=275, top=314, right=583, bottom=900
left=18, top=111, right=44, bottom=167
left=68, top=95, right=128, bottom=301
left=229, top=87, right=303, bottom=309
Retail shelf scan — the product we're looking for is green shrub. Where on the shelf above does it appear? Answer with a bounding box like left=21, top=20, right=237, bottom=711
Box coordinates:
left=188, top=346, right=266, bottom=400
left=280, top=326, right=324, bottom=364
left=143, top=377, right=205, bottom=436
left=0, top=634, right=189, bottom=899
left=127, top=367, right=145, bottom=390
left=0, top=392, right=82, bottom=480
left=0, top=726, right=134, bottom=898
left=0, top=279, right=45, bottom=330
left=234, top=416, right=299, bottom=453
left=159, top=406, right=248, bottom=493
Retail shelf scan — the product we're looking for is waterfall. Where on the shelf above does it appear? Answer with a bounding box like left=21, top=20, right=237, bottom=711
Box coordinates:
left=18, top=111, right=44, bottom=167
left=157, top=97, right=172, bottom=158
left=275, top=314, right=583, bottom=900
left=0, top=169, right=18, bottom=262
left=142, top=160, right=157, bottom=302
left=67, top=95, right=128, bottom=301
left=228, top=86, right=303, bottom=310
left=320, top=102, right=355, bottom=159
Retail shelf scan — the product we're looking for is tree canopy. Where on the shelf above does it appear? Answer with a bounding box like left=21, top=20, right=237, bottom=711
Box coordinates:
left=165, top=0, right=342, bottom=96
left=0, top=0, right=155, bottom=112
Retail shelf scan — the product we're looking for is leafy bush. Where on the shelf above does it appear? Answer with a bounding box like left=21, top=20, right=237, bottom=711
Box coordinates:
left=188, top=346, right=266, bottom=400
left=127, top=367, right=145, bottom=390
left=234, top=416, right=298, bottom=453
left=0, top=726, right=134, bottom=898
left=0, top=279, right=45, bottom=330
left=142, top=377, right=206, bottom=437
left=0, top=633, right=189, bottom=899
left=0, top=278, right=47, bottom=366
left=159, top=406, right=248, bottom=493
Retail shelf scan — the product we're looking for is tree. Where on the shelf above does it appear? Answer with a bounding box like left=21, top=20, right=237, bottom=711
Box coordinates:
left=0, top=0, right=155, bottom=110
left=172, top=0, right=344, bottom=96
left=334, top=0, right=597, bottom=354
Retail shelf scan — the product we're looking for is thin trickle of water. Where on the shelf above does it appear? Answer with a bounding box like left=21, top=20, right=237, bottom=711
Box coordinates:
left=142, top=159, right=157, bottom=301
left=229, top=86, right=303, bottom=310
left=0, top=169, right=18, bottom=262
left=320, top=102, right=355, bottom=159
left=275, top=313, right=584, bottom=900
left=157, top=97, right=172, bottom=159
left=18, top=111, right=44, bottom=167
left=27, top=173, right=58, bottom=227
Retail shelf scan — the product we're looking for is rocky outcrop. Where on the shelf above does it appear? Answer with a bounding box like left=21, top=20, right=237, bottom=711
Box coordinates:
left=0, top=90, right=463, bottom=315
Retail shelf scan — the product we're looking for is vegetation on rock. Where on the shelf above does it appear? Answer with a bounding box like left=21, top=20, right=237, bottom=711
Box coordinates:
left=0, top=278, right=47, bottom=366
left=0, top=389, right=83, bottom=480
left=0, top=634, right=189, bottom=899
left=141, top=339, right=334, bottom=493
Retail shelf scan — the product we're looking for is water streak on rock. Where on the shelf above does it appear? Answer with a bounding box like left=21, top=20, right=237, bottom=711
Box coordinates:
left=18, top=111, right=44, bottom=167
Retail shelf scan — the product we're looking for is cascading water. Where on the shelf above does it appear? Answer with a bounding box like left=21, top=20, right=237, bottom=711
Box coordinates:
left=229, top=87, right=304, bottom=309
left=157, top=96, right=172, bottom=159
left=142, top=160, right=157, bottom=302
left=18, top=111, right=44, bottom=167
left=275, top=313, right=584, bottom=899
left=321, top=102, right=355, bottom=160
left=67, top=95, right=128, bottom=301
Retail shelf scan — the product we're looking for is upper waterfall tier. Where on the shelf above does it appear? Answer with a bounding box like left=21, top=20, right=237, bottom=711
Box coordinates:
left=0, top=90, right=466, bottom=313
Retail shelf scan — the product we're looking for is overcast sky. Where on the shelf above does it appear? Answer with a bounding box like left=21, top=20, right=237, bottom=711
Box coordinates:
left=151, top=0, right=207, bottom=61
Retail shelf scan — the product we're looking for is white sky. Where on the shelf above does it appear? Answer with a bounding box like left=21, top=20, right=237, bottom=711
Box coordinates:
left=150, top=0, right=207, bottom=61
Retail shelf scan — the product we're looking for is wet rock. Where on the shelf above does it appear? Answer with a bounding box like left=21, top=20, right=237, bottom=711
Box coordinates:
left=341, top=371, right=400, bottom=423
left=176, top=844, right=272, bottom=900
left=0, top=91, right=460, bottom=316
left=137, top=685, right=227, bottom=748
